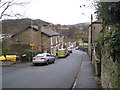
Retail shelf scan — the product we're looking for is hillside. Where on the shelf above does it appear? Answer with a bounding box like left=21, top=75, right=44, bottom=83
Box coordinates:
left=2, top=18, right=49, bottom=35
left=54, top=23, right=90, bottom=40
left=2, top=19, right=90, bottom=41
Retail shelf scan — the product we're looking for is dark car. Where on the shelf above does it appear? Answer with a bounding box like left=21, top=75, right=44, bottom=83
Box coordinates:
left=68, top=49, right=72, bottom=53
left=67, top=50, right=70, bottom=56
left=67, top=47, right=72, bottom=53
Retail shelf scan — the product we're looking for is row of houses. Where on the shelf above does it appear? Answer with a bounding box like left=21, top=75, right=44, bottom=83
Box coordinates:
left=2, top=19, right=64, bottom=56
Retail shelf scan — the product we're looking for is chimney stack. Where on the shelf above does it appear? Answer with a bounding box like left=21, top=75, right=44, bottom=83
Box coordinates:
left=47, top=24, right=50, bottom=29
left=38, top=21, right=41, bottom=31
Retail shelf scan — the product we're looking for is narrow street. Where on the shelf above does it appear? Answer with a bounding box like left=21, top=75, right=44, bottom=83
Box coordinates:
left=1, top=1, right=119, bottom=89
left=2, top=49, right=98, bottom=88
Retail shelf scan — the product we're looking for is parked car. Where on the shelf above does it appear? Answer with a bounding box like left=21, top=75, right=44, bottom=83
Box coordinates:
left=67, top=47, right=72, bottom=53
left=57, top=49, right=67, bottom=58
left=67, top=50, right=70, bottom=56
left=68, top=48, right=72, bottom=53
left=0, top=55, right=6, bottom=61
left=76, top=46, right=79, bottom=50
left=32, top=53, right=55, bottom=65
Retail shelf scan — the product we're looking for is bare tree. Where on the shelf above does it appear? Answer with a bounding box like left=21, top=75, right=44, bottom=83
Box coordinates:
left=0, top=0, right=30, bottom=19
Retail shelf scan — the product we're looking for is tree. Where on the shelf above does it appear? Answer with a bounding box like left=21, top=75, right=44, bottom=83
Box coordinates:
left=95, top=1, right=120, bottom=61
left=2, top=46, right=10, bottom=55
left=0, top=0, right=30, bottom=19
left=95, top=1, right=120, bottom=25
left=21, top=49, right=36, bottom=62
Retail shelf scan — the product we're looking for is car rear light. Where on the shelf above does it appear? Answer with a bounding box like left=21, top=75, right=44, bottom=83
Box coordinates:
left=33, top=58, right=36, bottom=60
left=41, top=57, right=45, bottom=59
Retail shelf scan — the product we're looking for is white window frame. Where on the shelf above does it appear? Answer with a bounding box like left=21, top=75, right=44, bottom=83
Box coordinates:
left=56, top=37, right=58, bottom=44
left=51, top=37, right=53, bottom=45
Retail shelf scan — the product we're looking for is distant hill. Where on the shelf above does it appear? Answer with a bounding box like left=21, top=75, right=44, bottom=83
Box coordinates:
left=54, top=22, right=89, bottom=40
left=74, top=22, right=90, bottom=26
left=2, top=18, right=49, bottom=35
left=2, top=18, right=89, bottom=41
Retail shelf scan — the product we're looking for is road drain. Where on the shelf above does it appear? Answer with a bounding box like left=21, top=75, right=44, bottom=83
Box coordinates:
left=70, top=59, right=84, bottom=90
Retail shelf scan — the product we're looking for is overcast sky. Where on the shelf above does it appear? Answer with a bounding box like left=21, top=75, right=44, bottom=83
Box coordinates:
left=2, top=0, right=96, bottom=25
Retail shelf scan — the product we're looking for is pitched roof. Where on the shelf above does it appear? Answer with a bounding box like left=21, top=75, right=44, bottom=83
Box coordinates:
left=11, top=25, right=59, bottom=38
left=41, top=26, right=59, bottom=37
left=29, top=25, right=59, bottom=37
left=88, top=19, right=102, bottom=27
left=28, top=25, right=38, bottom=31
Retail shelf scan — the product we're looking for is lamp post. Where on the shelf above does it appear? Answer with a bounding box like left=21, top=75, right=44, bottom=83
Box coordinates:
left=31, top=19, right=33, bottom=58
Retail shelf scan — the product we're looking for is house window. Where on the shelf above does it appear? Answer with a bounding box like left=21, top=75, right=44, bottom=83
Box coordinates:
left=51, top=37, right=53, bottom=45
left=51, top=47, right=53, bottom=55
left=56, top=37, right=58, bottom=44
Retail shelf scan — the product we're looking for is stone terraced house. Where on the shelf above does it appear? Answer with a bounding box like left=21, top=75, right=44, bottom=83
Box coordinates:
left=88, top=20, right=102, bottom=56
left=11, top=24, right=64, bottom=56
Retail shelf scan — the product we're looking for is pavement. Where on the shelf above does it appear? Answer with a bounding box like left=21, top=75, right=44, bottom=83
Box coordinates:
left=0, top=60, right=21, bottom=67
left=2, top=49, right=101, bottom=88
left=1, top=56, right=58, bottom=67
left=75, top=51, right=101, bottom=88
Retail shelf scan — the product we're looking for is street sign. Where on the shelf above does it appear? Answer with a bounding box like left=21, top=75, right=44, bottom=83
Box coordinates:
left=30, top=44, right=35, bottom=46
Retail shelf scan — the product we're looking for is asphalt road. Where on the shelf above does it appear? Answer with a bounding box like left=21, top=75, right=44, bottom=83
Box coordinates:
left=2, top=49, right=87, bottom=88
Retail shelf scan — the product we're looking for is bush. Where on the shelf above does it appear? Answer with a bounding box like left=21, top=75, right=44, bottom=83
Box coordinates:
left=96, top=24, right=120, bottom=62
left=2, top=47, right=10, bottom=55
left=76, top=42, right=79, bottom=46
left=21, top=49, right=36, bottom=62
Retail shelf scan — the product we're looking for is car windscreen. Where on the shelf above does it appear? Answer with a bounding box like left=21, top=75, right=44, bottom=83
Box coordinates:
left=36, top=54, right=45, bottom=57
left=58, top=50, right=64, bottom=53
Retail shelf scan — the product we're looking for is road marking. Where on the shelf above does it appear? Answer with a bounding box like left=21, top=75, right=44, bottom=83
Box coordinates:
left=70, top=59, right=84, bottom=90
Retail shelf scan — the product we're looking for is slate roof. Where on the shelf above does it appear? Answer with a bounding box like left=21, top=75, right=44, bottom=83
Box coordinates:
left=11, top=25, right=60, bottom=38
left=88, top=19, right=102, bottom=27
left=29, top=25, right=59, bottom=37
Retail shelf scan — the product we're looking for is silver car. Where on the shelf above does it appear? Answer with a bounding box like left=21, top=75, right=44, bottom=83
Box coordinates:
left=32, top=53, right=55, bottom=65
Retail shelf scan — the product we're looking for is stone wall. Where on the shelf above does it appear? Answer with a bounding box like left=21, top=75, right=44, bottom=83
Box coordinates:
left=101, top=46, right=119, bottom=88
left=88, top=23, right=102, bottom=56
left=41, top=34, right=51, bottom=53
left=92, top=46, right=101, bottom=77
left=10, top=44, right=31, bottom=55
left=92, top=24, right=102, bottom=41
left=12, top=28, right=42, bottom=53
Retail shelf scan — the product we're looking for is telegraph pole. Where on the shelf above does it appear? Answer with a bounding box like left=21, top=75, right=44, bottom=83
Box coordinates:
left=82, top=13, right=93, bottom=61
left=31, top=19, right=33, bottom=57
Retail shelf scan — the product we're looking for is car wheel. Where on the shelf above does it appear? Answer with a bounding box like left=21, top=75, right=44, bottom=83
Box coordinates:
left=33, top=63, right=37, bottom=66
left=53, top=59, right=55, bottom=63
left=50, top=61, right=53, bottom=64
left=65, top=55, right=67, bottom=58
